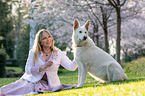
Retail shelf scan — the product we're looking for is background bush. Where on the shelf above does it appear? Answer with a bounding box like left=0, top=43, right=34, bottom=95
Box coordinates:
left=6, top=59, right=18, bottom=66
left=17, top=26, right=29, bottom=71
left=124, top=57, right=145, bottom=76
left=0, top=48, right=7, bottom=77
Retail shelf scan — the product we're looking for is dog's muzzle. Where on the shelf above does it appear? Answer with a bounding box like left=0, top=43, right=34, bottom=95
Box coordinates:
left=83, top=36, right=87, bottom=40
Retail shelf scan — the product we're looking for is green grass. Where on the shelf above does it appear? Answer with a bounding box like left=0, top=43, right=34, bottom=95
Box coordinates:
left=124, top=57, right=145, bottom=75
left=6, top=66, right=23, bottom=72
left=41, top=80, right=145, bottom=96
left=30, top=71, right=145, bottom=96
left=0, top=78, right=19, bottom=87
left=0, top=67, right=22, bottom=87
left=1, top=57, right=145, bottom=95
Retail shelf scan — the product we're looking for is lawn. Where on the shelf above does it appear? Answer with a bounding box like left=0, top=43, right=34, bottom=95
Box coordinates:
left=34, top=70, right=145, bottom=96
left=0, top=57, right=145, bottom=96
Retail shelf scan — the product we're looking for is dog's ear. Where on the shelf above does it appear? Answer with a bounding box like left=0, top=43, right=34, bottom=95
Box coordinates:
left=84, top=20, right=90, bottom=31
left=73, top=19, right=80, bottom=30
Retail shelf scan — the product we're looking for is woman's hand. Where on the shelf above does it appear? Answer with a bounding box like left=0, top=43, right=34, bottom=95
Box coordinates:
left=39, top=61, right=53, bottom=72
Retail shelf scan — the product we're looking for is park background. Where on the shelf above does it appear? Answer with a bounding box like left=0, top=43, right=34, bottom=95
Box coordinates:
left=0, top=0, right=145, bottom=95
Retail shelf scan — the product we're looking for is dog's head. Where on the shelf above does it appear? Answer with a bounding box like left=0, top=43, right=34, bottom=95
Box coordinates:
left=72, top=19, right=90, bottom=47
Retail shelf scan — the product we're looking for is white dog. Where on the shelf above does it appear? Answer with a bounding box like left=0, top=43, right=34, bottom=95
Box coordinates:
left=72, top=19, right=127, bottom=87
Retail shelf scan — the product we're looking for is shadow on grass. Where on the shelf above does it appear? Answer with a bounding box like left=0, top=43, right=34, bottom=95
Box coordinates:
left=77, top=77, right=145, bottom=89
left=58, top=69, right=145, bottom=91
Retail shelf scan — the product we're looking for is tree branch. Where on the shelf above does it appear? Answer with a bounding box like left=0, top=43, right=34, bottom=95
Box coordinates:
left=107, top=7, right=114, bottom=20
left=59, top=16, right=73, bottom=26
left=121, top=0, right=127, bottom=6
left=94, top=1, right=109, bottom=6
left=108, top=0, right=117, bottom=8
left=86, top=0, right=103, bottom=28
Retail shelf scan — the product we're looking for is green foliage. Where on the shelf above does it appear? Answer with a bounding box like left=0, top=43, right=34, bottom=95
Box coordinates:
left=124, top=57, right=145, bottom=75
left=0, top=1, right=13, bottom=37
left=0, top=48, right=6, bottom=77
left=0, top=48, right=6, bottom=63
left=123, top=49, right=145, bottom=62
left=6, top=59, right=18, bottom=66
left=17, top=25, right=29, bottom=70
left=0, top=1, right=14, bottom=58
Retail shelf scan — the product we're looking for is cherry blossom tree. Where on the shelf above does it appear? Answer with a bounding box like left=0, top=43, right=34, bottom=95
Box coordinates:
left=21, top=0, right=145, bottom=62
left=109, top=0, right=145, bottom=62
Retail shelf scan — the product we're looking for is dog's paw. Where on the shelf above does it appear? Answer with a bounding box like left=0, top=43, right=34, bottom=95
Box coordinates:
left=97, top=81, right=109, bottom=84
left=77, top=85, right=80, bottom=87
left=104, top=81, right=109, bottom=83
left=77, top=84, right=83, bottom=87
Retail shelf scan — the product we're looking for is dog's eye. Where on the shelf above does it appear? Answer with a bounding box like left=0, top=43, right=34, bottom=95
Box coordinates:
left=85, top=32, right=87, bottom=33
left=79, top=31, right=82, bottom=33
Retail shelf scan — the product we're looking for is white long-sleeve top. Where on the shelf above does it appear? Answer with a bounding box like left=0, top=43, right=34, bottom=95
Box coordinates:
left=21, top=49, right=78, bottom=89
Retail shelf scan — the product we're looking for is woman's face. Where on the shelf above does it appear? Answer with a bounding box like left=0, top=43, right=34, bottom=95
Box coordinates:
left=40, top=32, right=53, bottom=48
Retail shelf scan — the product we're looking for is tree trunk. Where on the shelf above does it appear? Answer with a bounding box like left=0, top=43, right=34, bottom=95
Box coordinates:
left=29, top=24, right=37, bottom=50
left=116, top=6, right=121, bottom=64
left=104, top=28, right=109, bottom=53
left=93, top=25, right=99, bottom=47
left=103, top=13, right=109, bottom=53
left=100, top=6, right=109, bottom=53
left=29, top=0, right=37, bottom=50
left=108, top=0, right=127, bottom=64
left=96, top=31, right=99, bottom=47
left=14, top=1, right=21, bottom=59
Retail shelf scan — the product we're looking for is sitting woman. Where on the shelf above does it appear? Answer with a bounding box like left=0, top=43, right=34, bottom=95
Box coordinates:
left=0, top=29, right=78, bottom=96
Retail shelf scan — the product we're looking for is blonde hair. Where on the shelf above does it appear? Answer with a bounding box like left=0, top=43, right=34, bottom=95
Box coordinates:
left=32, top=29, right=58, bottom=64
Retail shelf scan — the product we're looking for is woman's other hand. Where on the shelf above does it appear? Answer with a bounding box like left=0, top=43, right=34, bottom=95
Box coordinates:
left=39, top=61, right=53, bottom=72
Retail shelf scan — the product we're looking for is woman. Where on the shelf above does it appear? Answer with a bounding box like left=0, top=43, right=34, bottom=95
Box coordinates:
left=0, top=29, right=78, bottom=96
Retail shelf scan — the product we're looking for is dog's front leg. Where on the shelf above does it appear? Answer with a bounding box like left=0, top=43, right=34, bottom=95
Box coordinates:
left=76, top=60, right=82, bottom=86
left=77, top=63, right=88, bottom=87
left=78, top=66, right=82, bottom=86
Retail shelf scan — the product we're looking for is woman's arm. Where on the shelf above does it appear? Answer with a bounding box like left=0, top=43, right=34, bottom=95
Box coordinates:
left=25, top=50, right=53, bottom=75
left=25, top=49, right=35, bottom=75
left=60, top=52, right=78, bottom=71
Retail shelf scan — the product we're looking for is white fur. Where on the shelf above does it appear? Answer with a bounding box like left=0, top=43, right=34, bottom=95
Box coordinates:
left=72, top=19, right=127, bottom=87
